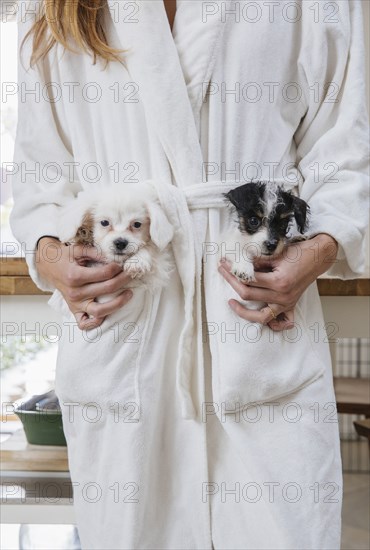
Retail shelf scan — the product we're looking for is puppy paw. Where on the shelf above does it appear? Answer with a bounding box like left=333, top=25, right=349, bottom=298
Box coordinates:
left=231, top=265, right=256, bottom=283
left=124, top=256, right=152, bottom=278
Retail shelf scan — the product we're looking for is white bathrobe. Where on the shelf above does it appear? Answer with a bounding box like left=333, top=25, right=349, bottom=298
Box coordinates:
left=10, top=1, right=369, bottom=549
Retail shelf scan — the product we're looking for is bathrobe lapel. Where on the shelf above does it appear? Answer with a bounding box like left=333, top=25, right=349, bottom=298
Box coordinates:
left=106, top=0, right=228, bottom=188
left=105, top=0, right=228, bottom=418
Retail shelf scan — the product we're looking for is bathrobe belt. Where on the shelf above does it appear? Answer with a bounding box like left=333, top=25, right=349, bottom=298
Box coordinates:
left=147, top=178, right=292, bottom=420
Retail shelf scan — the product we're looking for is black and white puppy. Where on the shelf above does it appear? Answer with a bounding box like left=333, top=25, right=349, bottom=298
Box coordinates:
left=223, top=181, right=309, bottom=282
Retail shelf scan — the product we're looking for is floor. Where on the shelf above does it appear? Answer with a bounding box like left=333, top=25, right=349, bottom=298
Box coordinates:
left=341, top=473, right=370, bottom=550
left=0, top=474, right=368, bottom=549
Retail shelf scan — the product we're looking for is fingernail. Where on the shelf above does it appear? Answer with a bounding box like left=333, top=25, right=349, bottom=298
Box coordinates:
left=124, top=290, right=133, bottom=299
left=220, top=258, right=227, bottom=264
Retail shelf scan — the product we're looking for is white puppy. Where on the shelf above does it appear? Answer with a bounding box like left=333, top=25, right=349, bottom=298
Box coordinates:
left=57, top=182, right=175, bottom=298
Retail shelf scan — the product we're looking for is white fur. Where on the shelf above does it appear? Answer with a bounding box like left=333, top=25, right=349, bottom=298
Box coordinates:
left=222, top=227, right=270, bottom=283
left=57, top=183, right=174, bottom=302
left=222, top=184, right=288, bottom=283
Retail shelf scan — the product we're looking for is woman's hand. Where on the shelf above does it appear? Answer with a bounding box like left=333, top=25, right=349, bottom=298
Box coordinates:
left=218, top=233, right=338, bottom=331
left=36, top=237, right=134, bottom=330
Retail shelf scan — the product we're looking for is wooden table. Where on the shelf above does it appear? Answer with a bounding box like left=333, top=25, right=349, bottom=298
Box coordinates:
left=354, top=418, right=370, bottom=439
left=353, top=419, right=370, bottom=455
left=333, top=377, right=370, bottom=416
left=1, top=430, right=69, bottom=472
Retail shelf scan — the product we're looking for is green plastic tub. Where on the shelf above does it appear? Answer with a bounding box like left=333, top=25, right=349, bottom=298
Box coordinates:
left=14, top=391, right=67, bottom=446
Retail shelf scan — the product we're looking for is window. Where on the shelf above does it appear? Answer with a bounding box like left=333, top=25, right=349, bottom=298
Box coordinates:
left=1, top=6, right=19, bottom=256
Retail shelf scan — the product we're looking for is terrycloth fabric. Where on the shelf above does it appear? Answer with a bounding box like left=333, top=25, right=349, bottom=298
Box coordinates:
left=49, top=176, right=311, bottom=419
left=10, top=1, right=369, bottom=549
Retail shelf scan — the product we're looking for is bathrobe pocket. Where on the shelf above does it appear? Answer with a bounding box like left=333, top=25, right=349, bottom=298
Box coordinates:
left=204, top=268, right=327, bottom=410
left=48, top=288, right=154, bottom=415
left=202, top=201, right=330, bottom=412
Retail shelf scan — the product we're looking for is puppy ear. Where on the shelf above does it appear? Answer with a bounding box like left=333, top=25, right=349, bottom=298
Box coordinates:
left=224, top=182, right=264, bottom=210
left=292, top=196, right=310, bottom=234
left=57, top=193, right=95, bottom=246
left=146, top=201, right=174, bottom=250
left=224, top=190, right=240, bottom=209
left=73, top=211, right=95, bottom=246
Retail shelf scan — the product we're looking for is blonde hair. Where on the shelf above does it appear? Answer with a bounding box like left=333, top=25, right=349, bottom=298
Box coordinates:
left=23, top=0, right=124, bottom=67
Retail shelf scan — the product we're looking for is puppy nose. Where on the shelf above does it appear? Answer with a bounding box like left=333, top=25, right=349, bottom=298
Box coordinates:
left=265, top=239, right=278, bottom=252
left=114, top=238, right=129, bottom=251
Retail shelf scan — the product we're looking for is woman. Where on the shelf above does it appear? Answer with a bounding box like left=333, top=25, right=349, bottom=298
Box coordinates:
left=11, top=1, right=369, bottom=549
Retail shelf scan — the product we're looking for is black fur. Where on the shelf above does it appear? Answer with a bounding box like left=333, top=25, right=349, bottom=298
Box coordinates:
left=225, top=182, right=266, bottom=235
left=224, top=182, right=309, bottom=249
left=290, top=195, right=309, bottom=234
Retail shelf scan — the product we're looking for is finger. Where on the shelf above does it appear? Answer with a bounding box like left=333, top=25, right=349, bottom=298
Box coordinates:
left=267, top=309, right=295, bottom=332
left=219, top=256, right=275, bottom=272
left=220, top=256, right=276, bottom=275
left=70, top=244, right=105, bottom=262
left=74, top=270, right=134, bottom=301
left=219, top=258, right=232, bottom=269
left=74, top=311, right=104, bottom=331
left=246, top=270, right=278, bottom=289
left=228, top=300, right=286, bottom=325
left=218, top=265, right=256, bottom=296
left=253, top=256, right=277, bottom=270
left=235, top=284, right=279, bottom=304
left=84, top=290, right=133, bottom=320
left=218, top=265, right=279, bottom=302
left=70, top=262, right=125, bottom=286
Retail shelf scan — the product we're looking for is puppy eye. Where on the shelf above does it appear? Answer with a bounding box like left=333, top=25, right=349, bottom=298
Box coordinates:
left=100, top=220, right=110, bottom=227
left=248, top=217, right=261, bottom=228
left=132, top=221, right=142, bottom=229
